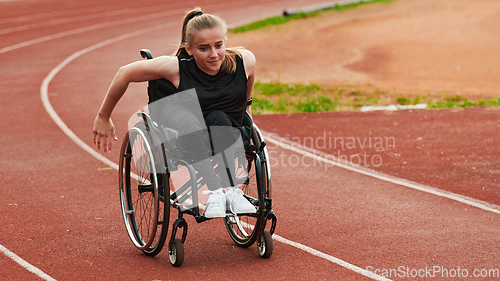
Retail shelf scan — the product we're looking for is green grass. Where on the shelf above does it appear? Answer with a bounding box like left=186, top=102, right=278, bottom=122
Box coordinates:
left=253, top=81, right=321, bottom=96
left=231, top=0, right=395, bottom=33
left=232, top=13, right=307, bottom=33
left=295, top=96, right=339, bottom=112
left=429, top=95, right=500, bottom=109
left=396, top=93, right=411, bottom=105
left=251, top=82, right=500, bottom=114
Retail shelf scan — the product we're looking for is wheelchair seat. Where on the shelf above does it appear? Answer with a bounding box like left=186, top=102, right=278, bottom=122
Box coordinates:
left=161, top=126, right=183, bottom=154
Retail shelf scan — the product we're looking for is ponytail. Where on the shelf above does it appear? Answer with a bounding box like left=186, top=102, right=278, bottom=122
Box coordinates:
left=175, top=7, right=202, bottom=56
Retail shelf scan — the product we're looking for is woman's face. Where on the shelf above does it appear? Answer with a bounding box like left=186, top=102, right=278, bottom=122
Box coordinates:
left=186, top=27, right=226, bottom=75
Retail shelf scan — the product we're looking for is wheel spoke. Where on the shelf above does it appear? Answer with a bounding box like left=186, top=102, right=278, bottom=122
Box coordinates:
left=224, top=124, right=268, bottom=248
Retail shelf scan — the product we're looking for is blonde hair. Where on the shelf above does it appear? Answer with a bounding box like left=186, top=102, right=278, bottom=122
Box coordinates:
left=176, top=8, right=240, bottom=73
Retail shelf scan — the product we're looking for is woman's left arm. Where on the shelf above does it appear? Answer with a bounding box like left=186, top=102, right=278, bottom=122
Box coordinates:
left=240, top=49, right=256, bottom=114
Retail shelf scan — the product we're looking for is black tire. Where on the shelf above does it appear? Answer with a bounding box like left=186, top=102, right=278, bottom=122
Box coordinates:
left=258, top=229, right=273, bottom=258
left=169, top=238, right=184, bottom=267
left=119, top=122, right=169, bottom=256
left=224, top=125, right=268, bottom=248
left=143, top=172, right=169, bottom=256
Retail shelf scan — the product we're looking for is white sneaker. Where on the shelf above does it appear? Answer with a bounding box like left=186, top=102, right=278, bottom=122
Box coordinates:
left=203, top=188, right=226, bottom=218
left=226, top=187, right=257, bottom=215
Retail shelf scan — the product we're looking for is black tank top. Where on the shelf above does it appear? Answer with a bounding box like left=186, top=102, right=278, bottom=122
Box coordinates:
left=177, top=52, right=248, bottom=127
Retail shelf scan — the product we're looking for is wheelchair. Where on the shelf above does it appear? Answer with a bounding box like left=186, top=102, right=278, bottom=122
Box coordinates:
left=117, top=49, right=277, bottom=267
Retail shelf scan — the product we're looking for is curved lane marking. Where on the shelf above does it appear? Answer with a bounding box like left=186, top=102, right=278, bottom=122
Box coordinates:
left=0, top=9, right=183, bottom=54
left=0, top=0, right=275, bottom=54
left=41, top=23, right=176, bottom=171
left=0, top=2, right=186, bottom=35
left=0, top=8, right=151, bottom=35
left=39, top=24, right=179, bottom=170
left=0, top=3, right=172, bottom=24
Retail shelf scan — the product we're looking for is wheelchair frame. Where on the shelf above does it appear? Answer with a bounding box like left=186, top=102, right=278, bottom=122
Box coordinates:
left=117, top=49, right=277, bottom=267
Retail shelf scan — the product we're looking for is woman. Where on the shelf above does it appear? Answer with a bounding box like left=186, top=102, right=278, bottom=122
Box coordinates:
left=93, top=8, right=257, bottom=218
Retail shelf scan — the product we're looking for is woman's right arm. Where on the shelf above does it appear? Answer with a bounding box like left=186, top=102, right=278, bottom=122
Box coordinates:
left=93, top=56, right=178, bottom=154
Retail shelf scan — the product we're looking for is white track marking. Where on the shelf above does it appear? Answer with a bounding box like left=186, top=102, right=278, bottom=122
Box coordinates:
left=273, top=235, right=391, bottom=281
left=0, top=0, right=299, bottom=55
left=263, top=132, right=500, bottom=214
left=0, top=244, right=57, bottom=281
left=0, top=10, right=183, bottom=54
left=238, top=221, right=391, bottom=280
left=0, top=4, right=160, bottom=24
left=360, top=104, right=428, bottom=112
left=41, top=23, right=175, bottom=171
left=38, top=17, right=392, bottom=281
left=0, top=9, right=142, bottom=35
left=0, top=3, right=186, bottom=35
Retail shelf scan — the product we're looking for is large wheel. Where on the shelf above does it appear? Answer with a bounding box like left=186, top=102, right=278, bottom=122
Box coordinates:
left=119, top=122, right=169, bottom=256
left=224, top=124, right=268, bottom=248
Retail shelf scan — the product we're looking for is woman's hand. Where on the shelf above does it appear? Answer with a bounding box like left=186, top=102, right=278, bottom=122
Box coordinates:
left=91, top=55, right=178, bottom=154
left=93, top=114, right=118, bottom=154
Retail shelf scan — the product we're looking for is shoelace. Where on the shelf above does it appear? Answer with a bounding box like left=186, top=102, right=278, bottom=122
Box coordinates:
left=202, top=188, right=226, bottom=207
left=227, top=188, right=245, bottom=215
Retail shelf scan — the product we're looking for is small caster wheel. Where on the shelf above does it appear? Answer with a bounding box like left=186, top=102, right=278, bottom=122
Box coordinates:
left=257, top=230, right=273, bottom=258
left=169, top=238, right=184, bottom=267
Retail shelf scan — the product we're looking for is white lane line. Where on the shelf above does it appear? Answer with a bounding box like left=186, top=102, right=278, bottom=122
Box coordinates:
left=0, top=9, right=141, bottom=35
left=0, top=0, right=262, bottom=54
left=360, top=104, right=428, bottom=112
left=0, top=4, right=151, bottom=24
left=273, top=235, right=391, bottom=281
left=0, top=244, right=57, bottom=281
left=0, top=0, right=290, bottom=55
left=0, top=3, right=183, bottom=35
left=0, top=9, right=183, bottom=54
left=39, top=19, right=390, bottom=281
left=263, top=132, right=500, bottom=214
left=41, top=23, right=175, bottom=171
left=238, top=221, right=390, bottom=280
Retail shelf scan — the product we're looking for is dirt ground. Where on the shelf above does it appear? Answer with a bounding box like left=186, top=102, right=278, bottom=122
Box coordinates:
left=228, top=0, right=500, bottom=205
left=228, top=0, right=500, bottom=100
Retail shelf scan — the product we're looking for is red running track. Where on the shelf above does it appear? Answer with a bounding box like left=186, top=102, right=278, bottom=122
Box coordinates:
left=1, top=0, right=499, bottom=280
